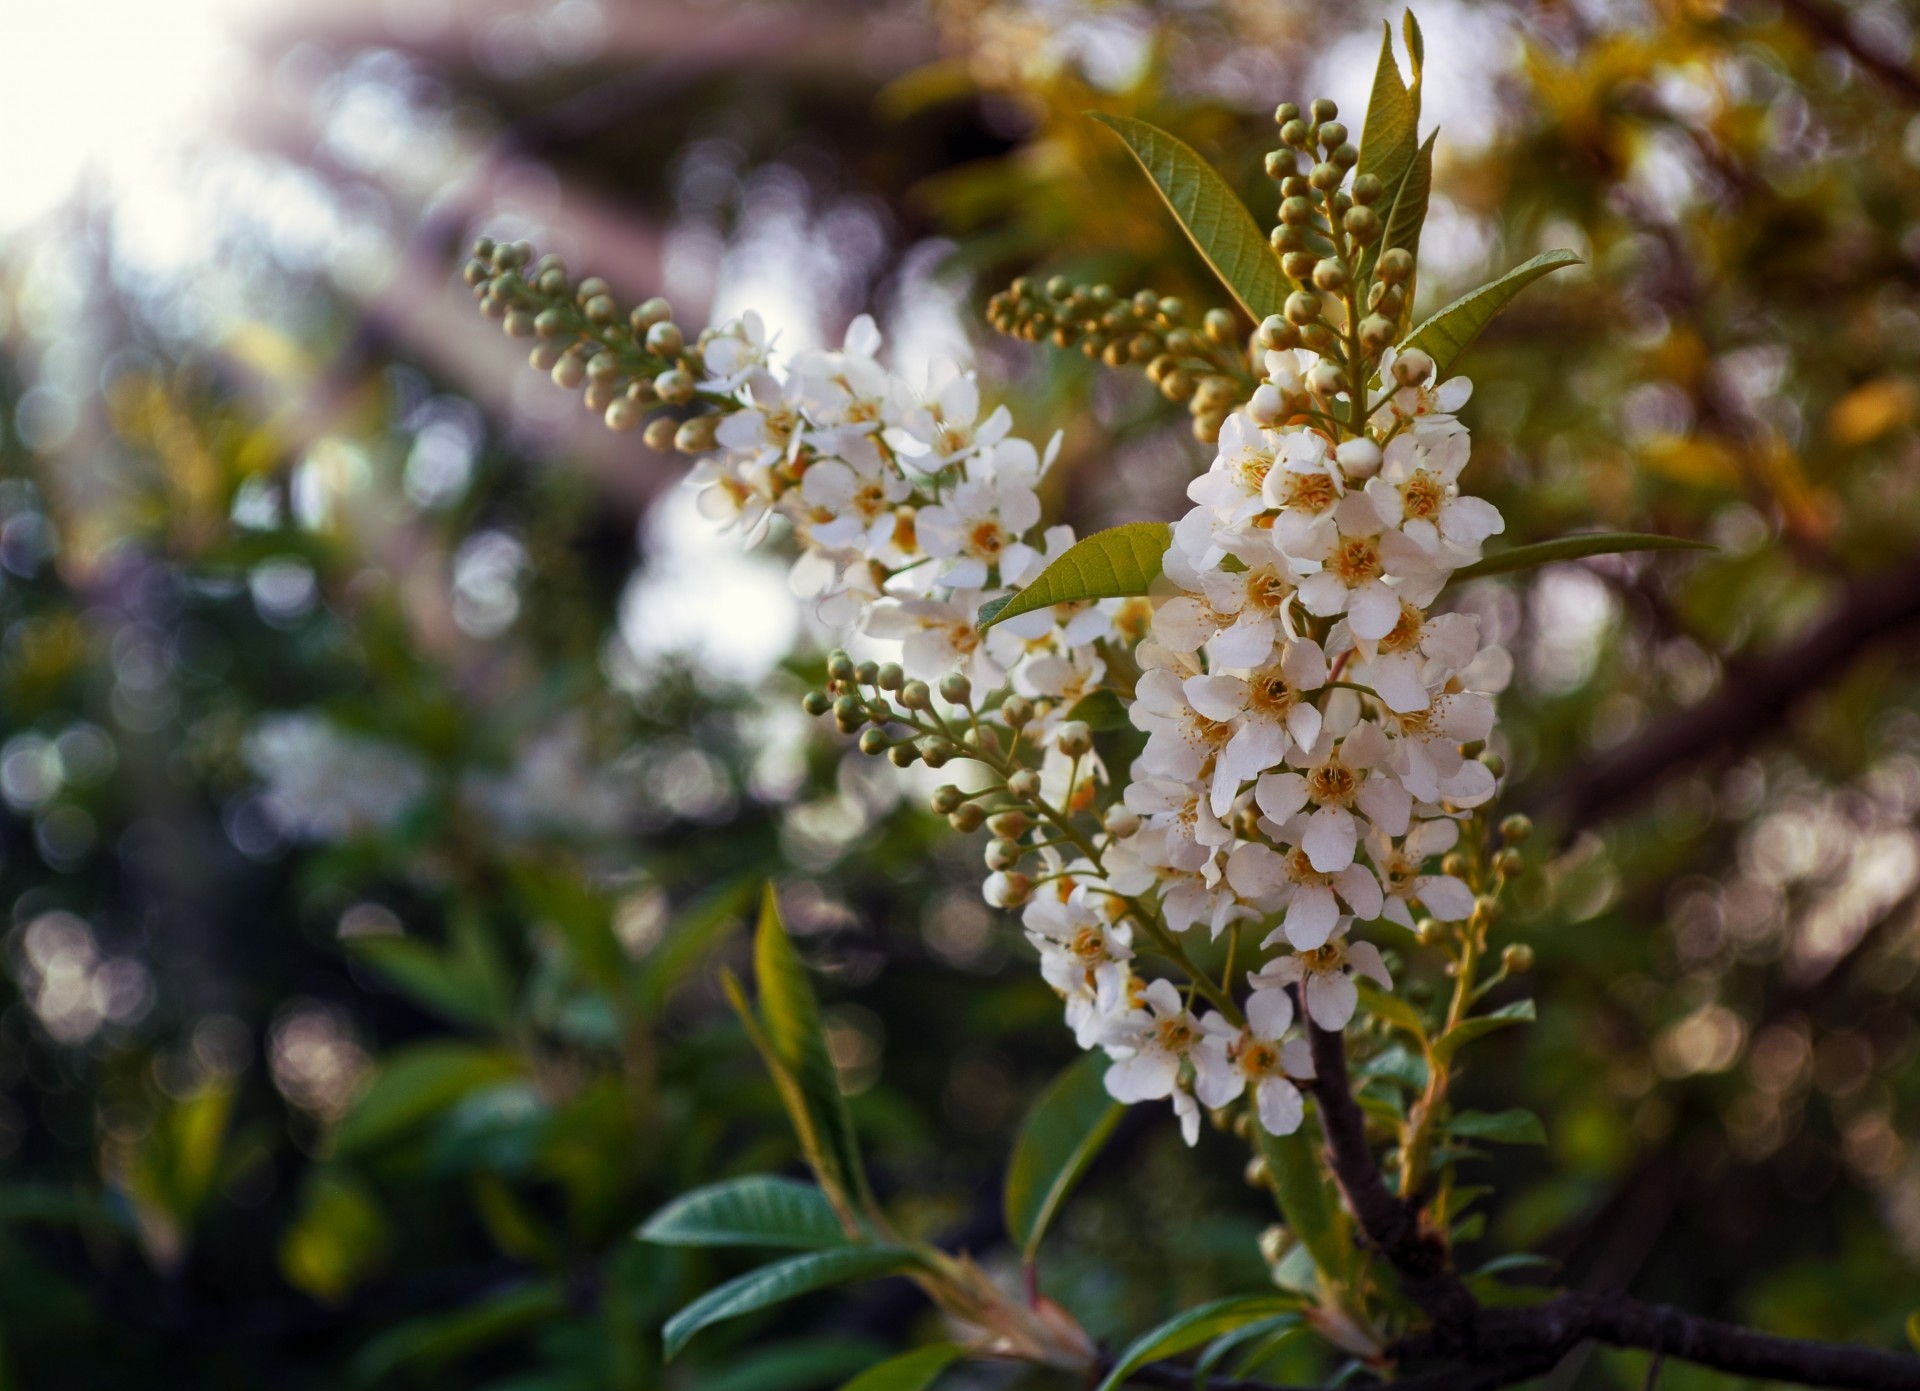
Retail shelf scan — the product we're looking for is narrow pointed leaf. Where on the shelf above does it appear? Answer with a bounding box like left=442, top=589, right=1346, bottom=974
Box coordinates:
left=1432, top=999, right=1535, bottom=1066
left=1094, top=1294, right=1298, bottom=1391
left=1004, top=1052, right=1124, bottom=1260
left=837, top=1343, right=965, bottom=1391
left=640, top=1176, right=849, bottom=1250
left=1357, top=23, right=1416, bottom=196
left=1403, top=9, right=1425, bottom=92
left=1450, top=531, right=1714, bottom=582
left=1195, top=1314, right=1302, bottom=1385
left=1253, top=1121, right=1350, bottom=1289
left=663, top=1245, right=920, bottom=1359
left=1399, top=249, right=1582, bottom=380
left=978, top=522, right=1171, bottom=630
left=1358, top=131, right=1434, bottom=295
left=753, top=886, right=872, bottom=1209
left=1088, top=114, right=1286, bottom=322
left=1446, top=1109, right=1547, bottom=1146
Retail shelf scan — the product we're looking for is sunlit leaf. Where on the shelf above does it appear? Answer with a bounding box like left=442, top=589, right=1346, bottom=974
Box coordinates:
left=1088, top=114, right=1286, bottom=322
left=1357, top=22, right=1417, bottom=199
left=978, top=522, right=1171, bottom=631
left=1432, top=999, right=1535, bottom=1066
left=1450, top=532, right=1714, bottom=582
left=641, top=1176, right=849, bottom=1251
left=1095, top=1294, right=1298, bottom=1391
left=1446, top=1108, right=1547, bottom=1146
left=1398, top=249, right=1582, bottom=380
left=750, top=886, right=872, bottom=1211
left=663, top=1246, right=921, bottom=1360
left=1004, top=1053, right=1123, bottom=1261
left=836, top=1343, right=965, bottom=1391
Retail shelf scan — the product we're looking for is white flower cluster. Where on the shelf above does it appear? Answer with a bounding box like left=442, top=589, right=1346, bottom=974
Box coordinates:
left=682, top=316, right=1513, bottom=1148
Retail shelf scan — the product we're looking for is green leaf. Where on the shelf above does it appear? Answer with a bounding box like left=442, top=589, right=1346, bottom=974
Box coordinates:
left=1065, top=688, right=1131, bottom=732
left=979, top=522, right=1171, bottom=631
left=1088, top=114, right=1286, bottom=322
left=1357, top=23, right=1417, bottom=198
left=1195, top=1314, right=1301, bottom=1385
left=346, top=935, right=504, bottom=1031
left=1403, top=9, right=1425, bottom=87
left=836, top=1343, right=965, bottom=1391
left=1446, top=1109, right=1547, bottom=1146
left=1450, top=532, right=1715, bottom=583
left=334, top=1043, right=522, bottom=1156
left=750, top=886, right=872, bottom=1210
left=705, top=1338, right=892, bottom=1391
left=1432, top=999, right=1535, bottom=1067
left=1398, top=249, right=1582, bottom=380
left=1378, top=133, right=1435, bottom=286
left=352, top=1279, right=566, bottom=1384
left=1004, top=1052, right=1124, bottom=1261
left=1355, top=981, right=1427, bottom=1040
left=663, top=1246, right=921, bottom=1360
left=641, top=1176, right=849, bottom=1251
left=1095, top=1294, right=1298, bottom=1391
left=1906, top=1310, right=1920, bottom=1354
left=1253, top=1122, right=1350, bottom=1289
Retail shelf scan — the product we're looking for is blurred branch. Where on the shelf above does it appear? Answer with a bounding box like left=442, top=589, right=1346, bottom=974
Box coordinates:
left=1520, top=554, right=1920, bottom=828
left=1303, top=1023, right=1920, bottom=1391
left=1772, top=0, right=1920, bottom=108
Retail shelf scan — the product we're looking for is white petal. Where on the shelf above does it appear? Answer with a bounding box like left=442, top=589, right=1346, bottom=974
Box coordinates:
left=1356, top=775, right=1412, bottom=838
left=1106, top=1051, right=1176, bottom=1103
left=1415, top=875, right=1475, bottom=921
left=1247, top=987, right=1294, bottom=1039
left=1283, top=884, right=1340, bottom=950
left=1302, top=805, right=1358, bottom=873
left=1256, top=772, right=1310, bottom=823
left=1307, top=972, right=1359, bottom=1030
left=1347, top=940, right=1393, bottom=990
left=1256, top=1078, right=1305, bottom=1137
left=1185, top=674, right=1249, bottom=722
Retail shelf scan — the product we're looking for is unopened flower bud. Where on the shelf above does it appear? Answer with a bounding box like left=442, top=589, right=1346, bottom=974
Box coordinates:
left=1415, top=917, right=1445, bottom=946
left=826, top=650, right=856, bottom=682
left=1055, top=721, right=1093, bottom=758
left=888, top=743, right=920, bottom=767
left=987, top=809, right=1032, bottom=839
left=1336, top=437, right=1382, bottom=479
left=1500, top=814, right=1533, bottom=844
left=900, top=680, right=933, bottom=711
left=1312, top=259, right=1349, bottom=293
left=1282, top=251, right=1319, bottom=283
left=552, top=354, right=587, bottom=390
left=1352, top=173, right=1384, bottom=205
left=1247, top=383, right=1285, bottom=427
left=646, top=321, right=684, bottom=356
left=985, top=837, right=1023, bottom=871
left=1479, top=750, right=1506, bottom=778
left=504, top=309, right=537, bottom=338
left=1310, top=97, right=1339, bottom=123
left=858, top=728, right=891, bottom=757
left=1006, top=769, right=1042, bottom=801
left=987, top=871, right=1034, bottom=908
left=1308, top=161, right=1342, bottom=191
left=930, top=785, right=966, bottom=815
left=802, top=691, right=833, bottom=717
left=1279, top=118, right=1311, bottom=148
left=1474, top=894, right=1502, bottom=925
left=655, top=369, right=695, bottom=405
left=853, top=660, right=880, bottom=686
left=584, top=294, right=618, bottom=324
left=1496, top=847, right=1525, bottom=879
left=1377, top=248, right=1414, bottom=284
left=1258, top=1225, right=1295, bottom=1267
left=1000, top=695, right=1034, bottom=728
left=948, top=802, right=986, bottom=833
left=1502, top=944, right=1534, bottom=974
left=1273, top=101, right=1301, bottom=126
left=832, top=695, right=864, bottom=733
left=1264, top=149, right=1291, bottom=179
left=877, top=662, right=905, bottom=692
left=919, top=737, right=954, bottom=768
left=1257, top=314, right=1297, bottom=350
left=1308, top=362, right=1346, bottom=397
left=632, top=297, right=673, bottom=332
left=529, top=343, right=563, bottom=372
left=643, top=416, right=678, bottom=451
left=1441, top=852, right=1468, bottom=879
left=1203, top=308, right=1236, bottom=343
left=1279, top=195, right=1316, bottom=226
left=1285, top=290, right=1321, bottom=326
left=1358, top=313, right=1397, bottom=354
left=939, top=672, right=973, bottom=706
left=605, top=398, right=641, bottom=432
left=1391, top=347, right=1434, bottom=386
left=1104, top=805, right=1141, bottom=839
left=1330, top=142, right=1359, bottom=170
left=1244, top=1155, right=1274, bottom=1189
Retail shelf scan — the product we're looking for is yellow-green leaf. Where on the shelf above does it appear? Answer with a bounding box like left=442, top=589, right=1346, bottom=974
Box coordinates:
left=837, top=1343, right=965, bottom=1391
left=1253, top=1121, right=1350, bottom=1290
left=1088, top=114, right=1286, bottom=322
left=1399, top=249, right=1582, bottom=381
left=1357, top=22, right=1417, bottom=197
left=1004, top=1052, right=1123, bottom=1261
left=1451, top=532, right=1715, bottom=583
left=1432, top=999, right=1535, bottom=1067
left=978, top=522, right=1170, bottom=631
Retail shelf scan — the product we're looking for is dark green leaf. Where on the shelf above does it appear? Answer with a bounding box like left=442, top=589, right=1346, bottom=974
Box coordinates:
left=640, top=1176, right=849, bottom=1250
left=1004, top=1052, right=1123, bottom=1260
left=836, top=1343, right=965, bottom=1391
left=1399, top=249, right=1582, bottom=380
left=1066, top=688, right=1132, bottom=732
left=1355, top=982, right=1426, bottom=1039
left=346, top=936, right=503, bottom=1031
left=1446, top=1109, right=1547, bottom=1146
left=979, top=522, right=1171, bottom=631
left=352, top=1280, right=565, bottom=1384
left=1432, top=999, right=1535, bottom=1066
left=1095, top=1294, right=1298, bottom=1391
left=334, top=1043, right=522, bottom=1156
left=1253, top=1121, right=1349, bottom=1289
left=704, top=1338, right=891, bottom=1391
left=1195, top=1314, right=1301, bottom=1385
left=1088, top=114, right=1287, bottom=321
left=663, top=1246, right=921, bottom=1360
left=1450, top=532, right=1715, bottom=582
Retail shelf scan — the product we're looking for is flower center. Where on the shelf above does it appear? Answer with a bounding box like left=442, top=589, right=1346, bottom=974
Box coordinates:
left=1378, top=602, right=1425, bottom=654
left=1402, top=469, right=1444, bottom=521
left=1156, top=1016, right=1195, bottom=1053
left=1303, top=942, right=1346, bottom=972
left=1233, top=450, right=1275, bottom=493
left=1330, top=535, right=1383, bottom=586
left=1249, top=672, right=1296, bottom=720
left=1242, top=1039, right=1281, bottom=1075
left=1285, top=470, right=1338, bottom=514
left=967, top=519, right=1007, bottom=558
left=853, top=481, right=887, bottom=518
left=1307, top=758, right=1358, bottom=806
left=1246, top=568, right=1292, bottom=613
left=890, top=506, right=920, bottom=554
left=1286, top=846, right=1331, bottom=887
left=1112, top=597, right=1153, bottom=642
left=1070, top=925, right=1108, bottom=963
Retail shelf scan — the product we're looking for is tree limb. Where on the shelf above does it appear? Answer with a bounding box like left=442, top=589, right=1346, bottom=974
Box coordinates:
left=1520, top=553, right=1920, bottom=828
left=1302, top=1021, right=1920, bottom=1391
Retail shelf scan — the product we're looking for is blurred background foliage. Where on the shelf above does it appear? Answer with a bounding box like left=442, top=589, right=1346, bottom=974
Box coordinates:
left=4, top=0, right=1920, bottom=1386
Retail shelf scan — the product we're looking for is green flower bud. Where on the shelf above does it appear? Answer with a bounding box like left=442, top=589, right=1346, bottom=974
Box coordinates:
left=900, top=679, right=933, bottom=711
left=1055, top=721, right=1093, bottom=758
left=1331, top=142, right=1359, bottom=170
left=1157, top=296, right=1185, bottom=322
left=1193, top=409, right=1228, bottom=444
left=1317, top=120, right=1348, bottom=150
left=1359, top=314, right=1397, bottom=354
left=1415, top=917, right=1445, bottom=946
left=1000, top=695, right=1033, bottom=728
left=888, top=742, right=920, bottom=768
left=939, top=671, right=973, bottom=706
left=1203, top=307, right=1236, bottom=343
left=1442, top=852, right=1468, bottom=879
left=584, top=294, right=618, bottom=324
left=529, top=343, right=563, bottom=372
left=1352, top=173, right=1384, bottom=205
left=858, top=727, right=891, bottom=757
left=832, top=694, right=864, bottom=732
left=646, top=321, right=684, bottom=356
left=1279, top=175, right=1312, bottom=199
left=987, top=809, right=1032, bottom=839
left=1006, top=768, right=1042, bottom=801
left=1502, top=944, right=1535, bottom=973
left=1279, top=195, right=1317, bottom=226
left=655, top=369, right=695, bottom=405
left=1343, top=205, right=1381, bottom=243
left=587, top=351, right=618, bottom=379
left=1312, top=259, right=1350, bottom=293
left=930, top=784, right=966, bottom=814
left=1496, top=847, right=1526, bottom=879
left=1263, top=149, right=1291, bottom=179
left=1310, top=97, right=1338, bottom=122
left=948, top=802, right=985, bottom=833
left=826, top=650, right=856, bottom=681
left=1257, top=314, right=1296, bottom=350
left=1279, top=118, right=1310, bottom=148
left=1282, top=251, right=1319, bottom=283
left=675, top=415, right=718, bottom=453
left=1273, top=101, right=1301, bottom=125
left=1500, top=814, right=1534, bottom=844
left=802, top=690, right=833, bottom=717
left=919, top=737, right=954, bottom=769
left=632, top=296, right=673, bottom=331
left=504, top=309, right=537, bottom=338
left=552, top=354, right=587, bottom=390
left=1377, top=248, right=1415, bottom=284
left=853, top=660, right=880, bottom=686
left=463, top=258, right=491, bottom=287
left=576, top=276, right=610, bottom=304
left=605, top=398, right=641, bottom=432
left=877, top=662, right=905, bottom=692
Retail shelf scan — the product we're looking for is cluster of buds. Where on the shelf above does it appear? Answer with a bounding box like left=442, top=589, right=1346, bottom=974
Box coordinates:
left=985, top=277, right=1255, bottom=443
left=462, top=237, right=721, bottom=451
